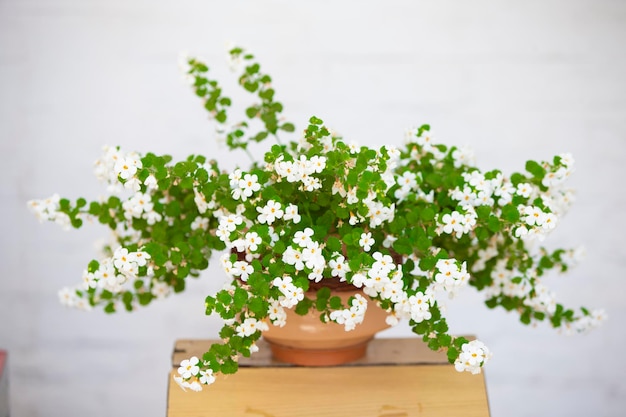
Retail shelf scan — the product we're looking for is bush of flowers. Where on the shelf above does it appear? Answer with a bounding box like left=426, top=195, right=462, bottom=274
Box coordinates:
left=28, top=47, right=605, bottom=392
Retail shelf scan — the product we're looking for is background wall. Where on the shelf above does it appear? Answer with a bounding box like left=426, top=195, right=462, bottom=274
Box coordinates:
left=1, top=0, right=625, bottom=416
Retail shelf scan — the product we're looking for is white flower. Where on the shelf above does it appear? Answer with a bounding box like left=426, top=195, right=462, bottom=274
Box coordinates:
left=219, top=214, right=243, bottom=232
left=275, top=160, right=299, bottom=182
left=350, top=273, right=367, bottom=288
left=346, top=187, right=359, bottom=205
left=282, top=246, right=305, bottom=271
left=309, top=155, right=326, bottom=173
left=441, top=211, right=464, bottom=237
left=522, top=206, right=549, bottom=227
left=308, top=265, right=325, bottom=283
left=26, top=194, right=72, bottom=230
left=283, top=204, right=301, bottom=224
left=301, top=175, right=322, bottom=192
left=232, top=260, right=254, bottom=281
left=365, top=200, right=394, bottom=227
left=332, top=180, right=346, bottom=197
left=236, top=317, right=268, bottom=337
left=451, top=146, right=475, bottom=167
left=433, top=259, right=470, bottom=297
left=294, top=228, right=314, bottom=248
left=151, top=281, right=171, bottom=299
left=559, top=153, right=575, bottom=167
left=144, top=174, right=158, bottom=190
left=407, top=292, right=433, bottom=323
left=58, top=287, right=79, bottom=307
left=244, top=232, right=262, bottom=252
left=198, top=369, right=216, bottom=385
left=516, top=183, right=533, bottom=198
left=178, top=357, right=200, bottom=379
left=113, top=247, right=137, bottom=277
left=329, top=294, right=368, bottom=331
left=191, top=217, right=209, bottom=231
left=234, top=173, right=261, bottom=201
left=302, top=242, right=324, bottom=270
left=257, top=200, right=284, bottom=225
left=523, top=283, right=557, bottom=315
left=541, top=212, right=557, bottom=230
left=396, top=171, right=418, bottom=190
left=272, top=276, right=304, bottom=308
left=228, top=169, right=243, bottom=187
left=194, top=189, right=209, bottom=214
left=514, top=225, right=529, bottom=239
left=122, top=192, right=153, bottom=219
left=114, top=156, right=142, bottom=181
left=382, top=235, right=397, bottom=248
left=454, top=340, right=492, bottom=374
left=329, top=255, right=350, bottom=280
left=268, top=300, right=287, bottom=327
left=173, top=375, right=201, bottom=392
left=359, top=232, right=375, bottom=251
left=542, top=167, right=570, bottom=188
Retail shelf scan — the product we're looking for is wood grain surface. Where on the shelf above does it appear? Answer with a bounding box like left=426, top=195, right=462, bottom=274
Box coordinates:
left=167, top=338, right=490, bottom=417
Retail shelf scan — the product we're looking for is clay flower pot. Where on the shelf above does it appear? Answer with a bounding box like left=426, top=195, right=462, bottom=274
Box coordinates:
left=263, top=288, right=390, bottom=366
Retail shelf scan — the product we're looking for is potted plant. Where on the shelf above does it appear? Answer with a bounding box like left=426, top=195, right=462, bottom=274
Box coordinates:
left=28, top=46, right=605, bottom=392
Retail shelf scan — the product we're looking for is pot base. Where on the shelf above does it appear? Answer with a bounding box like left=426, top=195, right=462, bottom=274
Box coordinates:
left=266, top=337, right=371, bottom=366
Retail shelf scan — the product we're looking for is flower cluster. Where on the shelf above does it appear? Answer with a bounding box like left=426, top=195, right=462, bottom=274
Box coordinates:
left=454, top=340, right=492, bottom=374
left=28, top=194, right=72, bottom=230
left=29, top=46, right=605, bottom=391
left=173, top=356, right=216, bottom=392
left=329, top=293, right=368, bottom=331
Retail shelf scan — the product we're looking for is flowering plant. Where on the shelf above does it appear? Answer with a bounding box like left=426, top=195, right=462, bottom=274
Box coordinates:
left=29, top=47, right=605, bottom=392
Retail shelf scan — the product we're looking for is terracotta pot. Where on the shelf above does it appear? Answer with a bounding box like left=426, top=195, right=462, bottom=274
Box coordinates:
left=262, top=288, right=390, bottom=366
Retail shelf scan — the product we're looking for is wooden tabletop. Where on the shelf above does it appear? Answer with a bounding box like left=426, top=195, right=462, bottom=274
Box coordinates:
left=167, top=338, right=490, bottom=417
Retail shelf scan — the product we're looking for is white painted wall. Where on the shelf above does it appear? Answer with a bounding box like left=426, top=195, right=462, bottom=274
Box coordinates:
left=1, top=0, right=624, bottom=416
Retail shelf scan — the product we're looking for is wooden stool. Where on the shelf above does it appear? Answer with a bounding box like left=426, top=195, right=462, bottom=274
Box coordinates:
left=167, top=338, right=490, bottom=417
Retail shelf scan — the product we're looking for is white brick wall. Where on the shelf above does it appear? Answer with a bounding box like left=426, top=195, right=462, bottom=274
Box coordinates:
left=1, top=0, right=624, bottom=416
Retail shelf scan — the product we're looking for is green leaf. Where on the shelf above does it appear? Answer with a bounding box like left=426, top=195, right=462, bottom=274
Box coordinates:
left=233, top=287, right=249, bottom=310
left=420, top=206, right=435, bottom=222
left=428, top=338, right=440, bottom=350
left=326, top=236, right=342, bottom=252
left=216, top=290, right=232, bottom=305
left=248, top=274, right=270, bottom=297
left=487, top=216, right=501, bottom=232
left=520, top=309, right=532, bottom=325
left=475, top=226, right=490, bottom=241
left=309, top=116, right=323, bottom=125
left=525, top=160, right=546, bottom=178
left=295, top=298, right=313, bottom=315
left=392, top=237, right=413, bottom=255
left=87, top=260, right=100, bottom=273
left=475, top=206, right=491, bottom=220
left=245, top=106, right=258, bottom=118
left=281, top=123, right=295, bottom=132
left=315, top=292, right=328, bottom=312
left=419, top=256, right=437, bottom=272
left=221, top=358, right=239, bottom=374
left=447, top=346, right=459, bottom=363
left=501, top=204, right=520, bottom=222
left=329, top=296, right=343, bottom=310
left=247, top=297, right=265, bottom=316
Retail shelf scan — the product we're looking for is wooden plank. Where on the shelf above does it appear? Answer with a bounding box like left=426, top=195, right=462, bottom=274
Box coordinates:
left=167, top=365, right=489, bottom=417
left=167, top=338, right=490, bottom=417
left=172, top=338, right=452, bottom=368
